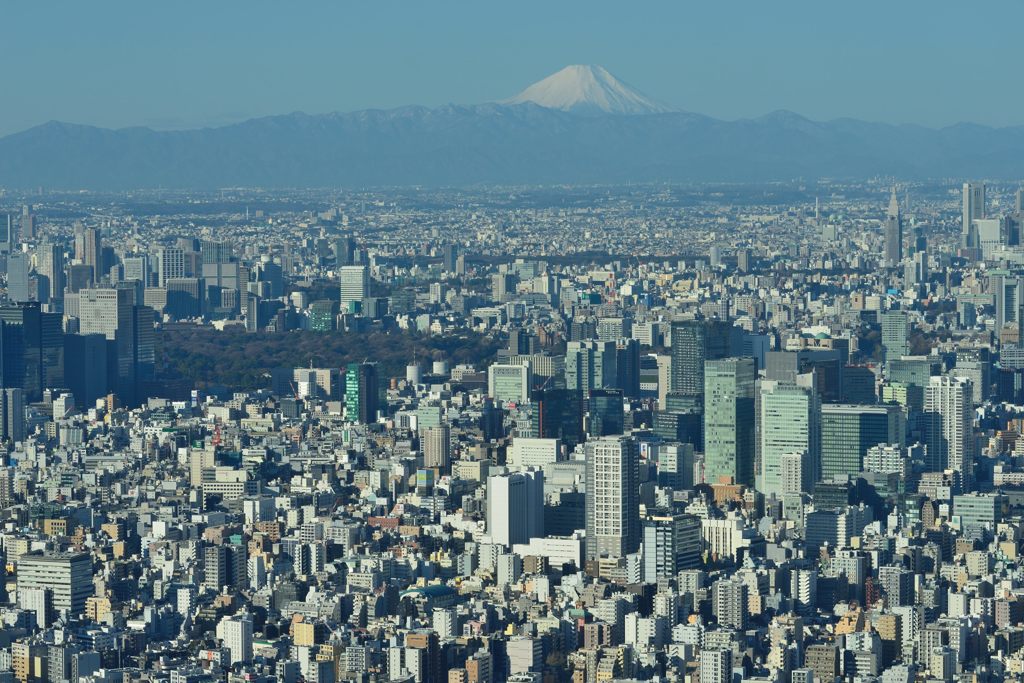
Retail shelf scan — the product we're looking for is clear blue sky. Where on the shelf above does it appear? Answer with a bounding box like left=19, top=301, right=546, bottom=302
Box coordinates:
left=1, top=1, right=1020, bottom=136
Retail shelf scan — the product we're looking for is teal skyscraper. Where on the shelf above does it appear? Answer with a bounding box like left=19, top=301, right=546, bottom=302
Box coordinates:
left=703, top=357, right=756, bottom=486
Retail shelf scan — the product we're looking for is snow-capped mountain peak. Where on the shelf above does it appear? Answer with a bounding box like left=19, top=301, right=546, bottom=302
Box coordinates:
left=504, top=64, right=674, bottom=116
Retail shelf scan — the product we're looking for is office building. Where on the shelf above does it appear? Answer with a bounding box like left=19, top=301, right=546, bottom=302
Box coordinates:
left=565, top=339, right=617, bottom=395
left=641, top=512, right=701, bottom=582
left=881, top=310, right=910, bottom=363
left=340, top=265, right=369, bottom=312
left=17, top=552, right=93, bottom=617
left=758, top=379, right=820, bottom=496
left=488, top=363, right=531, bottom=406
left=587, top=388, right=624, bottom=437
left=962, top=182, right=985, bottom=249
left=345, top=362, right=379, bottom=424
left=157, top=246, right=187, bottom=286
left=703, top=357, right=756, bottom=486
left=669, top=318, right=731, bottom=398
left=487, top=469, right=544, bottom=547
left=820, top=404, right=902, bottom=482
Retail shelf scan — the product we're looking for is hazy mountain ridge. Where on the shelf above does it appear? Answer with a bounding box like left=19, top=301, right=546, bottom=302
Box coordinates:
left=4, top=102, right=1024, bottom=189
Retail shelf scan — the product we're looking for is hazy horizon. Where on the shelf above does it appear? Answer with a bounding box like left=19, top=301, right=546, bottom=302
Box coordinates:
left=3, top=0, right=1023, bottom=136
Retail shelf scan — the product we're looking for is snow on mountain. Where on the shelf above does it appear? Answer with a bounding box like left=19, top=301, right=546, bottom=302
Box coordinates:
left=504, top=64, right=675, bottom=116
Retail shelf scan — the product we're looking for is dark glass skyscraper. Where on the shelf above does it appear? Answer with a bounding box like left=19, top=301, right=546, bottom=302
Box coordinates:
left=345, top=362, right=379, bottom=424
left=670, top=319, right=731, bottom=399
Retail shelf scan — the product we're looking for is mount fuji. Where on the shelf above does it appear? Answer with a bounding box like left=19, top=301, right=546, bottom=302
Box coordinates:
left=504, top=65, right=674, bottom=116
left=2, top=65, right=1024, bottom=188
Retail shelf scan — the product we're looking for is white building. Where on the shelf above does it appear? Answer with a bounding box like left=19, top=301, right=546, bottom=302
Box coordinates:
left=216, top=613, right=253, bottom=665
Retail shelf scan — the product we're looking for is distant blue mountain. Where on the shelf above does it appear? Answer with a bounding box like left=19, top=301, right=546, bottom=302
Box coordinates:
left=2, top=103, right=1023, bottom=189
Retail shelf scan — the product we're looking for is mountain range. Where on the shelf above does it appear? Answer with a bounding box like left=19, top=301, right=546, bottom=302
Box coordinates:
left=2, top=65, right=1023, bottom=189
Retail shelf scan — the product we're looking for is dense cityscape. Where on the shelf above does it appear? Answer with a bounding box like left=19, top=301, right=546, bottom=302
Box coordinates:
left=0, top=177, right=1016, bottom=683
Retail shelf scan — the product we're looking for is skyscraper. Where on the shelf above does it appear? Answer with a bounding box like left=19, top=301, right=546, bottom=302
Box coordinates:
left=81, top=228, right=102, bottom=282
left=819, top=404, right=903, bottom=482
left=340, top=265, right=369, bottom=312
left=77, top=288, right=138, bottom=405
left=345, top=362, right=379, bottom=424
left=703, top=357, right=756, bottom=486
left=488, top=363, right=532, bottom=406
left=757, top=379, right=821, bottom=496
left=0, top=387, right=25, bottom=443
left=0, top=302, right=43, bottom=401
left=5, top=253, right=31, bottom=303
left=587, top=388, right=624, bottom=437
left=962, top=182, right=985, bottom=249
left=585, top=436, right=640, bottom=562
left=421, top=425, right=451, bottom=470
left=36, top=242, right=65, bottom=303
left=565, top=339, right=617, bottom=395
left=881, top=310, right=910, bottom=363
left=486, top=469, right=544, bottom=548
left=157, top=246, right=186, bottom=286
left=669, top=319, right=731, bottom=399
left=923, top=375, right=974, bottom=488
left=884, top=187, right=902, bottom=266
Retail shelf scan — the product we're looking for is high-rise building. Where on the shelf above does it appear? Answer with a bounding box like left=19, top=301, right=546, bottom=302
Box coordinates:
left=421, top=425, right=451, bottom=470
left=0, top=302, right=43, bottom=401
left=0, top=387, right=25, bottom=443
left=531, top=388, right=584, bottom=448
left=962, top=182, right=986, bottom=249
left=77, top=288, right=139, bottom=405
left=923, top=376, right=974, bottom=487
left=614, top=337, right=641, bottom=398
left=641, top=512, right=701, bottom=582
left=442, top=244, right=459, bottom=272
left=82, top=228, right=102, bottom=282
left=712, top=577, right=748, bottom=629
left=703, top=357, right=756, bottom=486
left=36, top=242, right=65, bottom=303
left=884, top=187, right=903, bottom=266
left=587, top=388, right=624, bottom=437
left=757, top=379, right=821, bottom=496
left=486, top=469, right=544, bottom=548
left=820, top=404, right=903, bottom=482
left=339, top=265, right=369, bottom=312
left=585, top=436, right=640, bottom=562
left=5, top=253, right=31, bottom=303
left=669, top=319, right=731, bottom=398
left=200, top=239, right=233, bottom=264
left=656, top=442, right=695, bottom=490
left=157, top=246, right=186, bottom=286
left=64, top=333, right=108, bottom=406
left=488, top=363, right=531, bottom=406
left=216, top=613, right=254, bottom=665
left=565, top=339, right=617, bottom=395
left=699, top=649, right=733, bottom=683
left=16, top=552, right=93, bottom=617
left=881, top=310, right=910, bottom=363
left=203, top=544, right=247, bottom=592
left=345, top=362, right=379, bottom=424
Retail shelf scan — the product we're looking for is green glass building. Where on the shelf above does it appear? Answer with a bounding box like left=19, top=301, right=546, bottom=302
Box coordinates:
left=703, top=357, right=755, bottom=486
